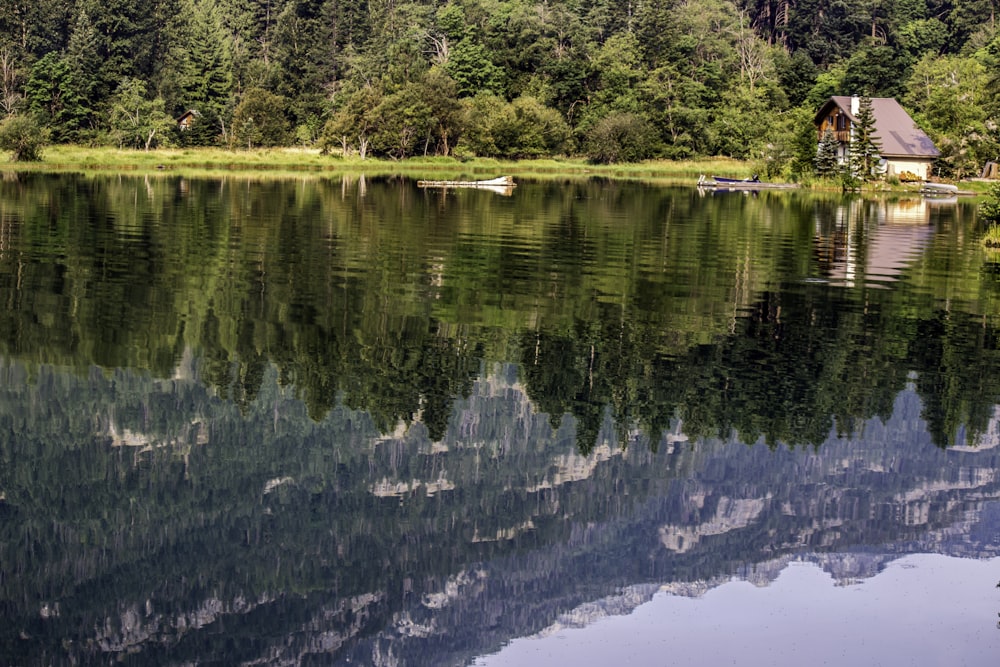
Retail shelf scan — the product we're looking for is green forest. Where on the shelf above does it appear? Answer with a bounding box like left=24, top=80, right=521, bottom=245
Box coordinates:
left=0, top=0, right=998, bottom=174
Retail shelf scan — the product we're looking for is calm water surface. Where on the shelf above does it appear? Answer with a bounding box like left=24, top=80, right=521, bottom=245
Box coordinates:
left=1, top=174, right=999, bottom=665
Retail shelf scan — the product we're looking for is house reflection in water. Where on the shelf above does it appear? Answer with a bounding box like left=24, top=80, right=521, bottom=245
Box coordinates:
left=814, top=198, right=937, bottom=287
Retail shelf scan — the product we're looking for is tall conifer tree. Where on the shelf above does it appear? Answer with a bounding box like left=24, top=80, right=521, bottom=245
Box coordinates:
left=849, top=95, right=882, bottom=182
left=181, top=0, right=233, bottom=117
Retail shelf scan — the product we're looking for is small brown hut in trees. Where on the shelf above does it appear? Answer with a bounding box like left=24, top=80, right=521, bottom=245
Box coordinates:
left=176, top=110, right=198, bottom=131
left=814, top=96, right=940, bottom=180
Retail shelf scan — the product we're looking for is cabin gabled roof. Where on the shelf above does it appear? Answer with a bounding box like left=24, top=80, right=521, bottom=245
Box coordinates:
left=814, top=96, right=940, bottom=159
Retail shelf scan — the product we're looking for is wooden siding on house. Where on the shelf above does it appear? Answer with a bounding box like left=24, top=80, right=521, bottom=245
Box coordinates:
left=177, top=110, right=198, bottom=130
left=817, top=109, right=851, bottom=143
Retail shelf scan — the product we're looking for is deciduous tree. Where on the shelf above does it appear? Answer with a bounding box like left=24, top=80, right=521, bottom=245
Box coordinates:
left=904, top=53, right=995, bottom=179
left=585, top=112, right=658, bottom=164
left=232, top=87, right=290, bottom=148
left=109, top=78, right=176, bottom=150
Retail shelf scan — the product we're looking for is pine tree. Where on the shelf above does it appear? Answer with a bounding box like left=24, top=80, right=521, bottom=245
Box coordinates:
left=815, top=128, right=840, bottom=178
left=849, top=95, right=882, bottom=182
left=180, top=0, right=233, bottom=117
left=63, top=7, right=101, bottom=134
left=25, top=53, right=89, bottom=142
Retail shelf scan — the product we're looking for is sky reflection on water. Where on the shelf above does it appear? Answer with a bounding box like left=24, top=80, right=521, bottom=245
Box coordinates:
left=480, top=553, right=1000, bottom=667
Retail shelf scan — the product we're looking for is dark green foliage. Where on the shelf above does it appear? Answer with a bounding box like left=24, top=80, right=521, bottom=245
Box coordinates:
left=946, top=0, right=998, bottom=49
left=0, top=0, right=72, bottom=58
left=778, top=50, right=819, bottom=108
left=63, top=6, right=101, bottom=125
left=273, top=0, right=336, bottom=105
left=585, top=112, right=658, bottom=164
left=0, top=113, right=49, bottom=160
left=370, top=82, right=437, bottom=159
left=179, top=0, right=234, bottom=116
left=364, top=68, right=463, bottom=158
left=842, top=44, right=909, bottom=99
left=445, top=35, right=505, bottom=97
left=178, top=108, right=223, bottom=147
left=81, top=0, right=163, bottom=98
left=897, top=18, right=949, bottom=58
left=319, top=84, right=382, bottom=157
left=785, top=0, right=869, bottom=65
left=25, top=53, right=90, bottom=142
left=784, top=106, right=818, bottom=179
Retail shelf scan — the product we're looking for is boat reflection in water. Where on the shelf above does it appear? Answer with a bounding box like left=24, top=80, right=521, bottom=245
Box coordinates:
left=417, top=175, right=517, bottom=196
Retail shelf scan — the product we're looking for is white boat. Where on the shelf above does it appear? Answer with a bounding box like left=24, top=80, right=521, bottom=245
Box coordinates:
left=697, top=174, right=798, bottom=190
left=919, top=181, right=959, bottom=195
left=417, top=176, right=516, bottom=188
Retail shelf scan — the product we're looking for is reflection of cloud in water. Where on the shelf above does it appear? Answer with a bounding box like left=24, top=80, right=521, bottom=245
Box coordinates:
left=478, top=554, right=1000, bottom=667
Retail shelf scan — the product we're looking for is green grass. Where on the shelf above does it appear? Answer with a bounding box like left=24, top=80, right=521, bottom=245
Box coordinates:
left=0, top=145, right=760, bottom=185
left=4, top=146, right=996, bottom=195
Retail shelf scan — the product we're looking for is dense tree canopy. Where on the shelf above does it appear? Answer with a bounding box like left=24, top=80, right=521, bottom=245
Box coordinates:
left=0, top=0, right=997, bottom=172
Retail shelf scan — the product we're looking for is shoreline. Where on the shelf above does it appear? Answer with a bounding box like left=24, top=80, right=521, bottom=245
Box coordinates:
left=0, top=145, right=990, bottom=195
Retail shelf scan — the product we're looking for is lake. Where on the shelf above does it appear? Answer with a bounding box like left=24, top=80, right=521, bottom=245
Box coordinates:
left=1, top=173, right=998, bottom=665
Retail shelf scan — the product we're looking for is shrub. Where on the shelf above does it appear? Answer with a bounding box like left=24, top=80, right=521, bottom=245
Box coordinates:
left=0, top=113, right=50, bottom=161
left=839, top=168, right=861, bottom=192
left=585, top=112, right=658, bottom=164
left=980, top=181, right=1000, bottom=225
left=458, top=94, right=569, bottom=159
left=980, top=183, right=1000, bottom=250
left=232, top=88, right=290, bottom=149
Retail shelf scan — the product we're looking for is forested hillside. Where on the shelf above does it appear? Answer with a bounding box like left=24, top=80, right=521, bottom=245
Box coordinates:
left=0, top=0, right=998, bottom=173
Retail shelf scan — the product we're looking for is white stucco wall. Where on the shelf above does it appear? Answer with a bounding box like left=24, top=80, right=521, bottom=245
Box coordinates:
left=884, top=158, right=933, bottom=180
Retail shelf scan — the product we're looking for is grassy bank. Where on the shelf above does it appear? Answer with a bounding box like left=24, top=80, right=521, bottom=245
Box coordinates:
left=1, top=145, right=756, bottom=184
left=1, top=145, right=991, bottom=194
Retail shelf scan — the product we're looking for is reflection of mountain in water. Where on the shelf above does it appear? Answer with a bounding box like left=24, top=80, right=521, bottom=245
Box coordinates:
left=2, top=360, right=1000, bottom=665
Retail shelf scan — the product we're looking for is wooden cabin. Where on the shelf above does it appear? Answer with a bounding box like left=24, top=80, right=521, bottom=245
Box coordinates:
left=176, top=110, right=198, bottom=131
left=815, top=96, right=940, bottom=180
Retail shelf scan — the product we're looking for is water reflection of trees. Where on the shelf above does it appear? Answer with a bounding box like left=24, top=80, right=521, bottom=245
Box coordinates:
left=0, top=174, right=996, bottom=450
